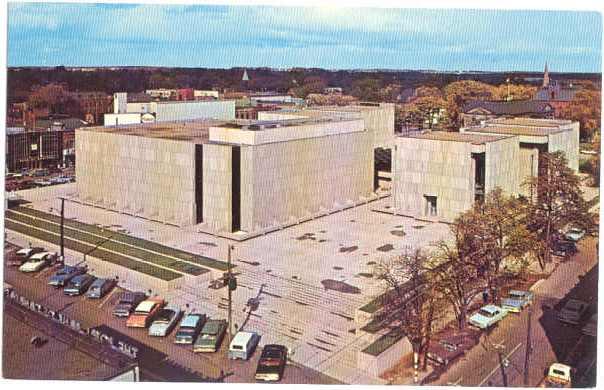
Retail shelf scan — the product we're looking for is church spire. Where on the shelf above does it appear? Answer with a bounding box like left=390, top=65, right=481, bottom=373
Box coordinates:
left=242, top=69, right=249, bottom=82
left=543, top=62, right=550, bottom=88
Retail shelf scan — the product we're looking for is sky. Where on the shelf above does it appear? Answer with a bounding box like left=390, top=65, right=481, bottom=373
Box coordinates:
left=7, top=3, right=603, bottom=72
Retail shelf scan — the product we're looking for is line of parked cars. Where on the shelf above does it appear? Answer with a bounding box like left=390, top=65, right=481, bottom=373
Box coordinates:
left=111, top=291, right=287, bottom=381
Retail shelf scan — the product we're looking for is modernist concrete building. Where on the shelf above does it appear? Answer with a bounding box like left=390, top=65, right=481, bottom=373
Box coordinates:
left=461, top=118, right=580, bottom=194
left=202, top=117, right=373, bottom=234
left=391, top=131, right=521, bottom=223
left=259, top=103, right=396, bottom=189
left=76, top=116, right=375, bottom=234
left=104, top=92, right=235, bottom=126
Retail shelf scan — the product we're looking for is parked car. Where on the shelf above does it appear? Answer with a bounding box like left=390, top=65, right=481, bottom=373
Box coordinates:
left=174, top=313, right=207, bottom=344
left=229, top=331, right=261, bottom=360
left=581, top=313, right=597, bottom=337
left=18, top=251, right=56, bottom=273
left=552, top=240, right=578, bottom=257
left=558, top=299, right=589, bottom=325
left=64, top=274, right=96, bottom=296
left=501, top=290, right=534, bottom=313
left=86, top=278, right=117, bottom=299
left=126, top=297, right=165, bottom=328
left=9, top=247, right=44, bottom=266
left=113, top=292, right=148, bottom=317
left=564, top=228, right=586, bottom=242
left=469, top=305, right=508, bottom=329
left=48, top=265, right=87, bottom=287
left=149, top=306, right=182, bottom=337
left=193, top=319, right=227, bottom=353
left=541, top=363, right=572, bottom=388
left=255, top=344, right=288, bottom=382
left=426, top=330, right=477, bottom=367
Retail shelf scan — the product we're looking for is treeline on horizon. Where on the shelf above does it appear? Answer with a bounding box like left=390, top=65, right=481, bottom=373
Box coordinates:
left=7, top=66, right=601, bottom=103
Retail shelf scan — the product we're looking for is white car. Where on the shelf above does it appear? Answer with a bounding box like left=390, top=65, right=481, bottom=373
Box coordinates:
left=19, top=252, right=56, bottom=273
left=564, top=228, right=586, bottom=242
left=469, top=305, right=508, bottom=329
left=148, top=306, right=182, bottom=337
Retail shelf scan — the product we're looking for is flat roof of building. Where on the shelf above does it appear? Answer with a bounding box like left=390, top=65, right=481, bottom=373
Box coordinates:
left=303, top=102, right=391, bottom=112
left=400, top=130, right=512, bottom=145
left=79, top=119, right=225, bottom=143
left=466, top=124, right=569, bottom=137
left=214, top=116, right=360, bottom=131
left=486, top=118, right=573, bottom=127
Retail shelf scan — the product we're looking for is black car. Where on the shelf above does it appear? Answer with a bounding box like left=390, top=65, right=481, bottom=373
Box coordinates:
left=255, top=344, right=287, bottom=382
left=64, top=274, right=96, bottom=296
left=552, top=239, right=578, bottom=257
left=113, top=291, right=148, bottom=317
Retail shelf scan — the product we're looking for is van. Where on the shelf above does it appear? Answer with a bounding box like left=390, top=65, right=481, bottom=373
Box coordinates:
left=86, top=278, right=116, bottom=299
left=228, top=331, right=260, bottom=360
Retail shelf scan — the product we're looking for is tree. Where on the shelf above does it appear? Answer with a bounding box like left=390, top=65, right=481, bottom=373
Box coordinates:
left=524, top=151, right=597, bottom=269
left=430, top=214, right=486, bottom=330
left=28, top=83, right=71, bottom=114
left=398, top=95, right=454, bottom=131
left=444, top=80, right=495, bottom=126
left=491, top=83, right=537, bottom=101
left=468, top=188, right=536, bottom=301
left=351, top=78, right=383, bottom=102
left=559, top=89, right=601, bottom=141
left=374, top=249, right=446, bottom=371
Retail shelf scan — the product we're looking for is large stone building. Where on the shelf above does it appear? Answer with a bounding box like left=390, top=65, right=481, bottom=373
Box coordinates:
left=460, top=100, right=555, bottom=127
left=461, top=118, right=580, bottom=187
left=391, top=131, right=520, bottom=223
left=76, top=116, right=375, bottom=233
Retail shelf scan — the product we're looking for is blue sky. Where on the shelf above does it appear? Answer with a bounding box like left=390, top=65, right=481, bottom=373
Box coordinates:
left=7, top=3, right=603, bottom=72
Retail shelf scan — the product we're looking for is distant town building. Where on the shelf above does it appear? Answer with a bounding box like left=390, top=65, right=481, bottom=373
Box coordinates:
left=104, top=92, right=235, bottom=126
left=194, top=90, right=220, bottom=100
left=533, top=63, right=579, bottom=116
left=324, top=87, right=343, bottom=95
left=460, top=100, right=555, bottom=127
left=5, top=117, right=86, bottom=172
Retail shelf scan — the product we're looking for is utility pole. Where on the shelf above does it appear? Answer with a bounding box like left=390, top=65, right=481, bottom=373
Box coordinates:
left=524, top=304, right=533, bottom=386
left=496, top=344, right=509, bottom=387
left=59, top=197, right=65, bottom=261
left=226, top=244, right=237, bottom=343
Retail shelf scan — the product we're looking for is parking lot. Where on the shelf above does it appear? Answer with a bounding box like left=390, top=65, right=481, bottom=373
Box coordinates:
left=5, top=183, right=451, bottom=384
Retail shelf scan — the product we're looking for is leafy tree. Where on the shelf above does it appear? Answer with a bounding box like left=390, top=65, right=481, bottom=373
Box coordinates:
left=468, top=188, right=536, bottom=301
left=398, top=95, right=453, bottom=131
left=430, top=214, right=486, bottom=329
left=350, top=78, right=383, bottom=101
left=374, top=249, right=446, bottom=370
left=491, top=83, right=537, bottom=101
left=28, top=83, right=75, bottom=115
left=560, top=89, right=601, bottom=141
left=524, top=151, right=597, bottom=269
left=444, top=80, right=495, bottom=126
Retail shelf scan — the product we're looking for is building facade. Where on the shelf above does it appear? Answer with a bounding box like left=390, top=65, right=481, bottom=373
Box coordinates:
left=392, top=131, right=520, bottom=223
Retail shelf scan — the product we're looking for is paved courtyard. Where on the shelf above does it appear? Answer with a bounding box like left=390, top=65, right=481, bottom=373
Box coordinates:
left=7, top=183, right=451, bottom=383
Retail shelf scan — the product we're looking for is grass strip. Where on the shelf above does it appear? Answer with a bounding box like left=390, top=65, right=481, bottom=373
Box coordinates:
left=14, top=206, right=229, bottom=271
left=5, top=219, right=181, bottom=281
left=7, top=210, right=207, bottom=276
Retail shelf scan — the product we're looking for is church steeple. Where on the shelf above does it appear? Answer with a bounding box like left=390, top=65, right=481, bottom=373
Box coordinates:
left=543, top=62, right=550, bottom=88
left=242, top=69, right=249, bottom=82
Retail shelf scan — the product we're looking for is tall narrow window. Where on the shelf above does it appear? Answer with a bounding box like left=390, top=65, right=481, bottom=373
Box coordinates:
left=424, top=195, right=437, bottom=217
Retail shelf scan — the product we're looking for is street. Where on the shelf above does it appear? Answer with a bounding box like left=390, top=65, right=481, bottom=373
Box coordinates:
left=433, top=237, right=598, bottom=387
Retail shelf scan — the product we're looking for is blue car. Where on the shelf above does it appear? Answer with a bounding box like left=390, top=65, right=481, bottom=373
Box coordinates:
left=501, top=290, right=534, bottom=313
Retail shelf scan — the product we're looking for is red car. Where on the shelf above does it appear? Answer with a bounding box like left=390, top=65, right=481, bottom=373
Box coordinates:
left=426, top=330, right=478, bottom=367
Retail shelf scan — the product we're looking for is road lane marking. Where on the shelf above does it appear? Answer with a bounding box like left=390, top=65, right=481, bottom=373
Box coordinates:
left=98, top=288, right=118, bottom=308
left=478, top=342, right=523, bottom=386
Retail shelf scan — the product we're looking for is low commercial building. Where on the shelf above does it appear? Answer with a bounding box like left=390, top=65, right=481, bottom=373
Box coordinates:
left=104, top=92, right=235, bottom=126
left=76, top=116, right=374, bottom=233
left=391, top=131, right=520, bottom=223
left=461, top=118, right=580, bottom=191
